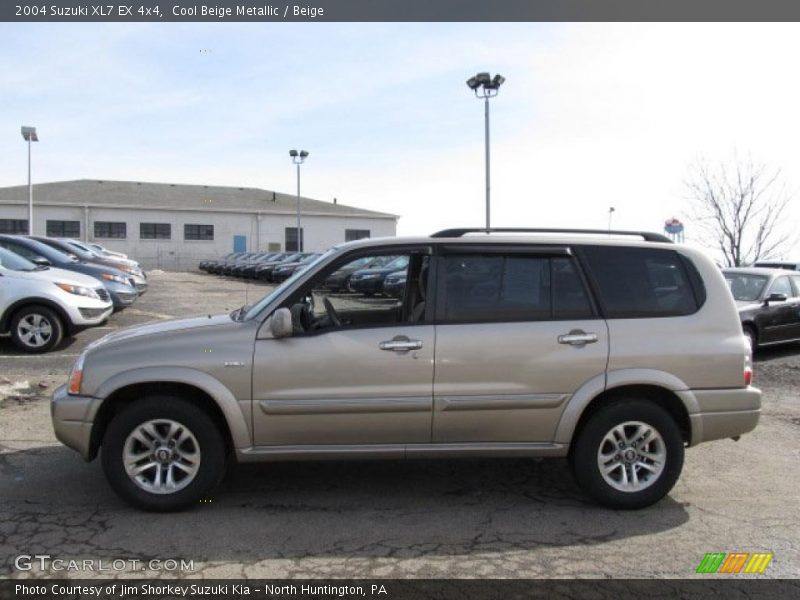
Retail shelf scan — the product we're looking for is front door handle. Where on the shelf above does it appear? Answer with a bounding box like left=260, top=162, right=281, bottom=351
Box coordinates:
left=379, top=336, right=423, bottom=352
left=558, top=330, right=598, bottom=347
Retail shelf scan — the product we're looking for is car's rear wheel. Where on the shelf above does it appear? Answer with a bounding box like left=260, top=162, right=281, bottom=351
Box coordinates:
left=101, top=396, right=226, bottom=511
left=570, top=399, right=684, bottom=509
left=10, top=305, right=64, bottom=353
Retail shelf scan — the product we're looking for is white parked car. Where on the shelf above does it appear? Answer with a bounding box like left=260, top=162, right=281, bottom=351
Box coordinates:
left=0, top=247, right=113, bottom=353
left=86, top=242, right=129, bottom=260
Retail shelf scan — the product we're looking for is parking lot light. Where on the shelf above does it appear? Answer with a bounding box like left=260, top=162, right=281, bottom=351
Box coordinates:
left=21, top=126, right=39, bottom=235
left=466, top=73, right=504, bottom=232
left=290, top=149, right=309, bottom=252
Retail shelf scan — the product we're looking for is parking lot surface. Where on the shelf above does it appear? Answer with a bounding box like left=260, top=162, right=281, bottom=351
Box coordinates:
left=1, top=271, right=799, bottom=578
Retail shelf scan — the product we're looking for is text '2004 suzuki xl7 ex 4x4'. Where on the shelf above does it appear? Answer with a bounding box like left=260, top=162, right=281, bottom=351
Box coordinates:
left=52, top=228, right=761, bottom=511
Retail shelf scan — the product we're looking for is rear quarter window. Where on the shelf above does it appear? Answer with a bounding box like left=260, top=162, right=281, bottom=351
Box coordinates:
left=580, top=246, right=704, bottom=318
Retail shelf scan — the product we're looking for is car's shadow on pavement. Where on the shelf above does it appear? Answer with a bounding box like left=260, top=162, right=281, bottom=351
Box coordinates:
left=1, top=445, right=690, bottom=571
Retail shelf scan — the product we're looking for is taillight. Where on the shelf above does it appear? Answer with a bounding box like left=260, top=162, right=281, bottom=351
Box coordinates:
left=744, top=342, right=753, bottom=386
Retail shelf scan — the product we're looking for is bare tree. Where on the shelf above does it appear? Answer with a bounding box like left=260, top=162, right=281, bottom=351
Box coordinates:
left=686, top=157, right=792, bottom=267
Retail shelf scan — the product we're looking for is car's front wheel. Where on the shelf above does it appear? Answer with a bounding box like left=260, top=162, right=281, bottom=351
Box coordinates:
left=570, top=399, right=684, bottom=509
left=10, top=305, right=64, bottom=353
left=101, top=396, right=226, bottom=511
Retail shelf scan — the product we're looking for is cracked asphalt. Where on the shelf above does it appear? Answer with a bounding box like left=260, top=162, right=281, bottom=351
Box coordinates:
left=1, top=271, right=799, bottom=579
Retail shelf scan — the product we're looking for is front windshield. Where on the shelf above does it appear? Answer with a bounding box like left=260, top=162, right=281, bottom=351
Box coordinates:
left=724, top=273, right=768, bottom=302
left=0, top=247, right=37, bottom=271
left=241, top=249, right=334, bottom=320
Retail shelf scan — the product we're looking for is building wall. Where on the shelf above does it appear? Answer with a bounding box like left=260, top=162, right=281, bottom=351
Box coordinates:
left=0, top=204, right=397, bottom=271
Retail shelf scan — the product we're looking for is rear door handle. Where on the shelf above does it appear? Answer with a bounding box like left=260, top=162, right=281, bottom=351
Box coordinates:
left=558, top=330, right=598, bottom=347
left=379, top=336, right=423, bottom=352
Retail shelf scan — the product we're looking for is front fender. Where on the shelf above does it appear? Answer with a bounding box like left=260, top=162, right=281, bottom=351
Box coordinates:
left=92, top=366, right=251, bottom=449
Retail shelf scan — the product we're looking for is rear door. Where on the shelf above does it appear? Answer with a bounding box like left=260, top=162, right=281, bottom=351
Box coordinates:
left=431, top=247, right=608, bottom=443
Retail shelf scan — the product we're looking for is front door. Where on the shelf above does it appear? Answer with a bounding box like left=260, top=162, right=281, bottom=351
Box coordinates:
left=252, top=248, right=434, bottom=446
left=432, top=250, right=608, bottom=443
left=759, top=275, right=797, bottom=344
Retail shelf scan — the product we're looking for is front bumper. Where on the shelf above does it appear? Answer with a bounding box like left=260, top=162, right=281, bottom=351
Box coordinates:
left=682, top=387, right=762, bottom=446
left=108, top=286, right=138, bottom=308
left=51, top=384, right=101, bottom=461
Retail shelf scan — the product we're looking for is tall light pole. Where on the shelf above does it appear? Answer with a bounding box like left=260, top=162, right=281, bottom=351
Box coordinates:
left=608, top=206, right=616, bottom=231
left=466, top=73, right=505, bottom=231
left=21, top=126, right=39, bottom=235
left=289, top=149, right=309, bottom=252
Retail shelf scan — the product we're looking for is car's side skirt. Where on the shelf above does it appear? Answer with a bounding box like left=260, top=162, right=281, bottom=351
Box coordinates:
left=236, top=442, right=568, bottom=462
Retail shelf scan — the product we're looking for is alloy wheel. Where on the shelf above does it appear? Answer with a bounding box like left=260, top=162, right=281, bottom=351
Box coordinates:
left=596, top=421, right=666, bottom=493
left=16, top=313, right=53, bottom=348
left=123, top=419, right=201, bottom=494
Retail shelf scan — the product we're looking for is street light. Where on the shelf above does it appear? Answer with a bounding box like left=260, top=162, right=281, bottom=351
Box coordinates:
left=289, top=149, right=309, bottom=252
left=608, top=206, right=616, bottom=231
left=466, top=72, right=505, bottom=231
left=21, top=126, right=39, bottom=235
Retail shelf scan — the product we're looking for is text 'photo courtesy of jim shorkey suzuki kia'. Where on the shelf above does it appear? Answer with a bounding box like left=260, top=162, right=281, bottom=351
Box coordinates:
left=51, top=228, right=761, bottom=512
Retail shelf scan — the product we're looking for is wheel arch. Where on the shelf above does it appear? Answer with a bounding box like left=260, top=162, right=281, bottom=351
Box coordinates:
left=555, top=370, right=695, bottom=448
left=87, top=368, right=251, bottom=461
left=0, top=297, right=71, bottom=334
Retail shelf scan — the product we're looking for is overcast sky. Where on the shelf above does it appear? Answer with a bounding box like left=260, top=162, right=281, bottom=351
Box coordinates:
left=1, top=22, right=798, bottom=254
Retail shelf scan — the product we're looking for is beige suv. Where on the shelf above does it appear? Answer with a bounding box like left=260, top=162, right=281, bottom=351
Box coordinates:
left=52, top=228, right=761, bottom=511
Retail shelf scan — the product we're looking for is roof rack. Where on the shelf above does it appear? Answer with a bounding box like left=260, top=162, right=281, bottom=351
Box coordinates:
left=430, top=227, right=673, bottom=243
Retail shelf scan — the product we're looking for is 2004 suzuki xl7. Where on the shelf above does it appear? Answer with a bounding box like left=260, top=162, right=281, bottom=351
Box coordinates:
left=52, top=228, right=761, bottom=511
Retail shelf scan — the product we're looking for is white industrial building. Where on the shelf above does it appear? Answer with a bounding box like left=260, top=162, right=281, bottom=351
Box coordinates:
left=0, top=180, right=398, bottom=270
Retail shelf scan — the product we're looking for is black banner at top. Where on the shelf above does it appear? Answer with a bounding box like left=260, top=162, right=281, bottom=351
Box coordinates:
left=5, top=0, right=800, bottom=22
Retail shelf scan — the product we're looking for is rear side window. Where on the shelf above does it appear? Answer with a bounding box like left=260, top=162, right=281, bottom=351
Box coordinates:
left=439, top=254, right=593, bottom=323
left=581, top=246, right=701, bottom=318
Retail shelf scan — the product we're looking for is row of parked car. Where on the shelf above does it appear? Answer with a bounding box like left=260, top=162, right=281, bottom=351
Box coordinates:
left=198, top=251, right=411, bottom=298
left=199, top=252, right=321, bottom=283
left=0, top=235, right=146, bottom=353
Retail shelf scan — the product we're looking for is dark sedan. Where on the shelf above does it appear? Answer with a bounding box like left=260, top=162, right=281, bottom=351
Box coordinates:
left=271, top=254, right=321, bottom=283
left=723, top=267, right=800, bottom=352
left=349, top=256, right=409, bottom=296
left=255, top=253, right=306, bottom=282
left=323, top=255, right=398, bottom=292
left=0, top=235, right=138, bottom=309
left=382, top=270, right=407, bottom=299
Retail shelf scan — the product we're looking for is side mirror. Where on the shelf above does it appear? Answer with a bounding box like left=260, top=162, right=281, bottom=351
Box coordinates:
left=270, top=307, right=293, bottom=338
left=32, top=256, right=51, bottom=266
left=765, top=292, right=787, bottom=305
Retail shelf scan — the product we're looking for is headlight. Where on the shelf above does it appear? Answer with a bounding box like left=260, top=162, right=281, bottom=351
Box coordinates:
left=55, top=282, right=100, bottom=299
left=68, top=351, right=87, bottom=395
left=101, top=272, right=129, bottom=285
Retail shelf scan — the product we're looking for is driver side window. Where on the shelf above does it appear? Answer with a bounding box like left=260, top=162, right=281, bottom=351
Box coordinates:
left=284, top=252, right=430, bottom=335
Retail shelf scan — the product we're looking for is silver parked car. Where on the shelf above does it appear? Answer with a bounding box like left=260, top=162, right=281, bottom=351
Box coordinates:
left=52, top=228, right=761, bottom=511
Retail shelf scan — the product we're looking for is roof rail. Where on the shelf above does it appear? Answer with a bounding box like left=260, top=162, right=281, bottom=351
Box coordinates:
left=430, top=227, right=673, bottom=243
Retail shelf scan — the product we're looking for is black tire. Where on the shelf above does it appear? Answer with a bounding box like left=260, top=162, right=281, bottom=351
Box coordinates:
left=9, top=305, right=64, bottom=353
left=743, top=326, right=757, bottom=355
left=101, top=396, right=226, bottom=512
left=570, top=399, right=684, bottom=510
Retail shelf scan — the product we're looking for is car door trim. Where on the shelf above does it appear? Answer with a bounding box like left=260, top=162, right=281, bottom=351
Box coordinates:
left=435, top=393, right=569, bottom=411
left=258, top=396, right=431, bottom=415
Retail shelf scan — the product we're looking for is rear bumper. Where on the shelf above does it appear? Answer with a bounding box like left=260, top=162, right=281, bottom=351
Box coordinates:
left=682, top=387, right=762, bottom=446
left=51, top=385, right=100, bottom=461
